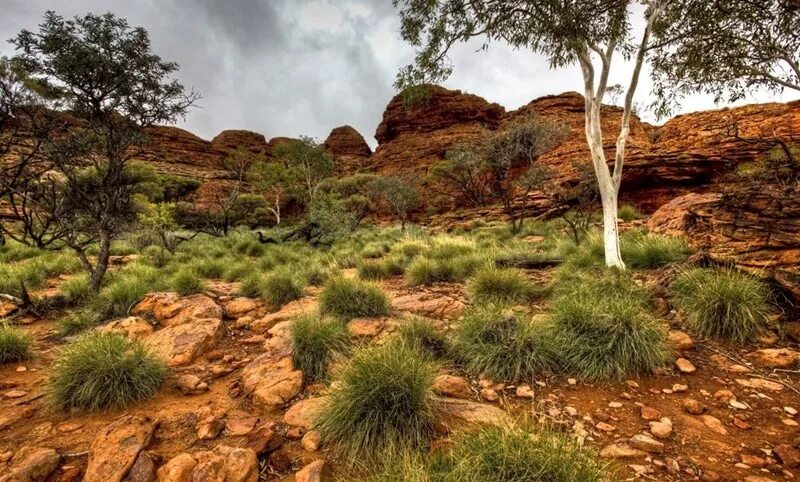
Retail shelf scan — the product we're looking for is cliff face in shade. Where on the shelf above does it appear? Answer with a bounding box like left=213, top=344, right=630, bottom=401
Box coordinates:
left=648, top=186, right=800, bottom=300
left=324, top=125, right=372, bottom=173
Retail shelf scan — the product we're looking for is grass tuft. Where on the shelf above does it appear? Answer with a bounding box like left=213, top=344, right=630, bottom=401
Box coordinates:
left=671, top=267, right=771, bottom=343
left=319, top=277, right=390, bottom=319
left=316, top=342, right=438, bottom=460
left=0, top=323, right=32, bottom=364
left=467, top=267, right=538, bottom=305
left=290, top=312, right=349, bottom=382
left=49, top=332, right=166, bottom=411
left=261, top=269, right=304, bottom=308
left=170, top=267, right=207, bottom=295
left=397, top=317, right=448, bottom=359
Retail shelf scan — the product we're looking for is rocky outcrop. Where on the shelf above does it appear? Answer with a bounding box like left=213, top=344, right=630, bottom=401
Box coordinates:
left=648, top=185, right=800, bottom=299
left=84, top=415, right=156, bottom=482
left=210, top=129, right=270, bottom=154
left=325, top=125, right=372, bottom=173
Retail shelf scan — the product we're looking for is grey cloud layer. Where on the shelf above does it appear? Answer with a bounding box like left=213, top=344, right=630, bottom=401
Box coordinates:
left=2, top=0, right=798, bottom=148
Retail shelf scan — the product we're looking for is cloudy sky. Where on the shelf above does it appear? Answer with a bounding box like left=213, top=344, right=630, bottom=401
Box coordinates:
left=2, top=0, right=798, bottom=148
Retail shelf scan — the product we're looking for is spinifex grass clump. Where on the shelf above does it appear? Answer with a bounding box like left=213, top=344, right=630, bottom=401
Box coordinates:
left=290, top=313, right=349, bottom=382
left=315, top=342, right=439, bottom=461
left=549, top=269, right=669, bottom=380
left=49, top=332, right=167, bottom=411
left=671, top=267, right=771, bottom=343
left=261, top=269, right=304, bottom=308
left=170, top=267, right=207, bottom=295
left=0, top=323, right=32, bottom=364
left=451, top=306, right=551, bottom=381
left=467, top=267, right=538, bottom=305
left=405, top=254, right=490, bottom=286
left=319, top=276, right=390, bottom=319
left=444, top=424, right=610, bottom=482
left=622, top=231, right=691, bottom=269
left=397, top=316, right=448, bottom=359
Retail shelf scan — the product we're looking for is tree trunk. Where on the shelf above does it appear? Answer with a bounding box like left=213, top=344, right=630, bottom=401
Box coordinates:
left=88, top=232, right=111, bottom=294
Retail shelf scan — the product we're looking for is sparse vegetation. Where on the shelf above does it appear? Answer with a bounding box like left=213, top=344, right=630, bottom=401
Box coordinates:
left=261, top=269, right=304, bottom=308
left=467, top=267, right=538, bottom=305
left=319, top=277, right=390, bottom=319
left=49, top=332, right=167, bottom=411
left=290, top=313, right=349, bottom=382
left=397, top=317, right=448, bottom=359
left=170, top=267, right=207, bottom=295
left=0, top=323, right=32, bottom=364
left=315, top=342, right=439, bottom=460
left=671, top=267, right=771, bottom=343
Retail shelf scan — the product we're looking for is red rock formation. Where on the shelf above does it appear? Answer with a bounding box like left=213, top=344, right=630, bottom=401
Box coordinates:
left=648, top=186, right=800, bottom=300
left=324, top=125, right=371, bottom=173
left=210, top=129, right=271, bottom=155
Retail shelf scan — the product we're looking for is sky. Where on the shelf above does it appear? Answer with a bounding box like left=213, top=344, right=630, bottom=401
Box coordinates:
left=2, top=0, right=798, bottom=148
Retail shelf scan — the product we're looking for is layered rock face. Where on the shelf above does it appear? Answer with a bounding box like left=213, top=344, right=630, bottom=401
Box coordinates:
left=324, top=125, right=372, bottom=173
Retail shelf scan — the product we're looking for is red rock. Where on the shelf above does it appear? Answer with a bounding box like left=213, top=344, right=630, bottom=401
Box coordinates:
left=295, top=459, right=326, bottom=482
left=283, top=397, right=328, bottom=430
left=0, top=446, right=60, bottom=482
left=775, top=444, right=800, bottom=468
left=433, top=374, right=471, bottom=399
left=641, top=406, right=661, bottom=421
left=84, top=415, right=155, bottom=482
left=325, top=125, right=371, bottom=173
left=744, top=348, right=798, bottom=369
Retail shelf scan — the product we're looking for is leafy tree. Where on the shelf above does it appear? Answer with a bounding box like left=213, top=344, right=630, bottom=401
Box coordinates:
left=8, top=11, right=197, bottom=292
left=137, top=202, right=186, bottom=254
left=374, top=176, right=421, bottom=230
left=274, top=136, right=334, bottom=209
left=480, top=117, right=568, bottom=232
left=426, top=147, right=492, bottom=207
left=394, top=0, right=673, bottom=268
left=248, top=160, right=301, bottom=225
left=551, top=161, right=600, bottom=244
left=651, top=0, right=800, bottom=116
left=321, top=173, right=383, bottom=227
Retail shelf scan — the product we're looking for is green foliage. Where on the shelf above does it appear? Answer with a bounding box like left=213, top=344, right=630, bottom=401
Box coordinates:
left=406, top=254, right=490, bottom=286
left=451, top=306, right=551, bottom=381
left=49, top=332, right=166, bottom=411
left=0, top=323, right=32, bottom=364
left=274, top=136, right=334, bottom=207
left=290, top=313, right=349, bottom=383
left=548, top=269, right=669, bottom=380
left=316, top=342, right=439, bottom=460
left=58, top=310, right=101, bottom=337
left=358, top=254, right=408, bottom=280
left=373, top=176, right=421, bottom=228
left=237, top=273, right=264, bottom=298
left=99, top=265, right=164, bottom=318
left=192, top=257, right=228, bottom=279
left=397, top=317, right=448, bottom=359
left=671, top=268, right=771, bottom=343
left=58, top=276, right=90, bottom=304
left=467, top=267, right=538, bottom=305
left=170, top=267, right=207, bottom=295
left=261, top=269, right=304, bottom=308
left=617, top=204, right=641, bottom=222
left=319, top=277, right=390, bottom=319
left=622, top=231, right=691, bottom=268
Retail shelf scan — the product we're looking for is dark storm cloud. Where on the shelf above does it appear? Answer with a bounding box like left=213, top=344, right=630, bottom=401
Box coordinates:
left=2, top=1, right=798, bottom=148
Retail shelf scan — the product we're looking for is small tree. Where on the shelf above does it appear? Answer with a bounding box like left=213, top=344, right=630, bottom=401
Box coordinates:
left=275, top=136, right=334, bottom=209
left=552, top=161, right=600, bottom=244
left=395, top=0, right=674, bottom=269
left=480, top=117, right=567, bottom=232
left=375, top=176, right=421, bottom=230
left=426, top=147, right=492, bottom=207
left=9, top=11, right=197, bottom=292
left=248, top=160, right=300, bottom=225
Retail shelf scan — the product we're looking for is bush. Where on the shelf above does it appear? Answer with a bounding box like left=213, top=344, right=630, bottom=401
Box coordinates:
left=100, top=265, right=163, bottom=318
left=405, top=254, right=489, bottom=286
left=618, top=204, right=641, bottom=222
left=549, top=269, right=669, bottom=380
left=444, top=424, right=609, bottom=482
left=467, top=267, right=538, bottom=305
left=358, top=259, right=390, bottom=280
left=397, top=317, right=448, bottom=359
left=58, top=310, right=102, bottom=337
left=671, top=268, right=771, bottom=343
left=193, top=257, right=228, bottom=279
left=316, top=342, right=438, bottom=460
left=361, top=242, right=389, bottom=259
left=58, top=276, right=90, bottom=304
left=451, top=306, right=551, bottom=381
left=49, top=332, right=167, bottom=411
left=237, top=273, right=264, bottom=298
left=319, top=277, right=390, bottom=319
left=0, top=323, right=32, bottom=364
left=290, top=313, right=349, bottom=382
left=622, top=232, right=691, bottom=269
left=170, top=267, right=207, bottom=295
left=223, top=261, right=252, bottom=281
left=303, top=262, right=336, bottom=286
left=261, top=269, right=304, bottom=308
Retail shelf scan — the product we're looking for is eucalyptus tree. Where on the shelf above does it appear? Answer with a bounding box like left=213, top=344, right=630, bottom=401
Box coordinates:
left=10, top=11, right=198, bottom=293
left=394, top=0, right=671, bottom=268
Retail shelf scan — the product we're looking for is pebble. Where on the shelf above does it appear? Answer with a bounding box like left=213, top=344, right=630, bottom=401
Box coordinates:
left=515, top=385, right=534, bottom=398
left=683, top=398, right=707, bottom=415
left=15, top=366, right=26, bottom=372
left=629, top=434, right=664, bottom=454
left=672, top=383, right=688, bottom=392
left=675, top=358, right=697, bottom=373
left=596, top=422, right=616, bottom=432
left=782, top=419, right=799, bottom=427
left=784, top=406, right=798, bottom=416
left=301, top=431, right=321, bottom=452
left=700, top=415, right=728, bottom=435
left=480, top=388, right=499, bottom=402
left=712, top=389, right=735, bottom=403
left=3, top=390, right=27, bottom=399
left=608, top=401, right=623, bottom=408
left=640, top=406, right=661, bottom=421
left=729, top=399, right=748, bottom=410
left=649, top=418, right=673, bottom=439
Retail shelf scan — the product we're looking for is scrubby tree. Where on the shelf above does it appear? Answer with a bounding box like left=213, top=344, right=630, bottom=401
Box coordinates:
left=426, top=147, right=492, bottom=207
left=375, top=176, right=421, bottom=230
left=552, top=161, right=600, bottom=244
left=394, top=0, right=673, bottom=268
left=480, top=117, right=567, bottom=232
left=275, top=136, right=334, bottom=209
left=7, top=11, right=197, bottom=292
left=651, top=0, right=800, bottom=116
left=248, top=160, right=300, bottom=225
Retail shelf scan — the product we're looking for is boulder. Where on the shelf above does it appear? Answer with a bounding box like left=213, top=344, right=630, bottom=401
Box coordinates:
left=84, top=415, right=155, bottom=482
left=432, top=374, right=472, bottom=399
left=144, top=318, right=224, bottom=366
left=744, top=348, right=798, bottom=369
left=284, top=397, right=328, bottom=430
left=240, top=355, right=303, bottom=410
left=0, top=446, right=60, bottom=482
left=438, top=397, right=510, bottom=429
left=99, top=316, right=154, bottom=340
left=225, top=297, right=261, bottom=318
left=157, top=446, right=258, bottom=482
left=295, top=459, right=327, bottom=482
left=133, top=292, right=223, bottom=326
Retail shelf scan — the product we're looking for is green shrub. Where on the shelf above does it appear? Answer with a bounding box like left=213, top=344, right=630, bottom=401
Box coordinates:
left=303, top=262, right=336, bottom=286
left=316, top=342, right=438, bottom=460
left=49, top=332, right=167, bottom=411
left=451, top=306, right=551, bottom=381
left=549, top=269, right=669, bottom=380
left=238, top=273, right=264, bottom=298
left=361, top=242, right=389, bottom=259
left=444, top=424, right=609, bottom=482
left=58, top=276, right=90, bottom=304
left=193, top=257, right=228, bottom=279
left=397, top=317, right=447, bottom=359
left=261, top=269, right=303, bottom=308
left=622, top=231, right=691, bottom=269
left=223, top=261, right=252, bottom=281
left=319, top=277, right=390, bottom=319
left=358, top=259, right=390, bottom=280
left=58, top=310, right=102, bottom=337
left=0, top=241, right=41, bottom=263
left=392, top=240, right=426, bottom=258
left=100, top=265, right=163, bottom=318
left=467, top=267, right=537, bottom=305
left=141, top=245, right=171, bottom=267
left=170, top=267, right=207, bottom=295
left=671, top=268, right=771, bottom=343
left=0, top=323, right=32, bottom=364
left=427, top=238, right=475, bottom=260
left=406, top=257, right=448, bottom=286
left=290, top=313, right=349, bottom=382
left=233, top=237, right=266, bottom=257
left=618, top=204, right=641, bottom=222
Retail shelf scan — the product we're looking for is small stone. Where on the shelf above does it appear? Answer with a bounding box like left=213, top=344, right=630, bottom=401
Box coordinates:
left=596, top=422, right=616, bottom=432
left=433, top=374, right=471, bottom=399
left=301, top=431, right=321, bottom=452
left=775, top=444, right=800, bottom=468
left=786, top=322, right=800, bottom=343
left=640, top=406, right=661, bottom=421
left=744, top=348, right=798, bottom=369
left=515, top=385, right=534, bottom=398
left=649, top=419, right=673, bottom=439
left=599, top=443, right=646, bottom=459
left=3, top=389, right=27, bottom=398
left=784, top=406, right=798, bottom=416
left=629, top=434, right=664, bottom=454
left=672, top=383, right=688, bottom=392
left=729, top=399, right=748, bottom=410
left=225, top=416, right=258, bottom=436
left=608, top=401, right=623, bottom=408
left=15, top=366, right=26, bottom=372
left=295, top=459, right=326, bottom=482
left=675, top=358, right=696, bottom=373
left=740, top=454, right=767, bottom=468
left=665, top=457, right=680, bottom=474
left=736, top=378, right=784, bottom=391
left=480, top=388, right=499, bottom=402
left=733, top=416, right=751, bottom=430
left=712, top=389, right=735, bottom=404
left=567, top=378, right=577, bottom=385
left=700, top=415, right=728, bottom=435
left=195, top=406, right=226, bottom=440
left=683, top=398, right=707, bottom=415
left=626, top=380, right=640, bottom=389
left=782, top=418, right=799, bottom=426
left=175, top=374, right=209, bottom=395
left=286, top=427, right=303, bottom=439
left=668, top=330, right=694, bottom=351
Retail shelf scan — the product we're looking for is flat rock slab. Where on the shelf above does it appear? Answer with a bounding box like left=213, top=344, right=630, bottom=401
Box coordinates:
left=438, top=397, right=510, bottom=429
left=240, top=355, right=303, bottom=411
left=133, top=292, right=222, bottom=326
left=98, top=316, right=154, bottom=340
left=84, top=414, right=155, bottom=482
left=284, top=397, right=328, bottom=430
left=392, top=292, right=465, bottom=319
left=157, top=446, right=258, bottom=482
left=144, top=318, right=224, bottom=366
left=0, top=446, right=60, bottom=482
